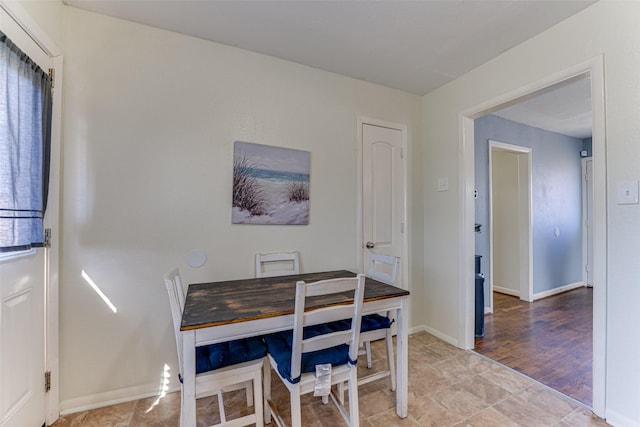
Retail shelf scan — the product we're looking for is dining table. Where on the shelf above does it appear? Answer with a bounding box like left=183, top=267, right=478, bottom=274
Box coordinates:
left=180, top=270, right=411, bottom=426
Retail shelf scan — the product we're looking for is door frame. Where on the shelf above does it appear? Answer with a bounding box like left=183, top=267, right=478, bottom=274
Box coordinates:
left=0, top=1, right=63, bottom=423
left=488, top=140, right=533, bottom=309
left=582, top=157, right=594, bottom=287
left=356, top=117, right=409, bottom=292
left=460, top=56, right=606, bottom=416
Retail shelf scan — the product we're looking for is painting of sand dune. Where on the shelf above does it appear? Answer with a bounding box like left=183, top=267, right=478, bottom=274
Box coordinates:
left=232, top=141, right=310, bottom=225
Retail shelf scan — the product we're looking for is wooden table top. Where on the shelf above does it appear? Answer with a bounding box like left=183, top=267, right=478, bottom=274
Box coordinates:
left=181, top=270, right=410, bottom=331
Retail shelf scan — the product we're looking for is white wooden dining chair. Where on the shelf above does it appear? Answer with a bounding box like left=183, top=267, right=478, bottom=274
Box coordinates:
left=359, top=253, right=399, bottom=391
left=255, top=251, right=300, bottom=278
left=164, top=268, right=266, bottom=427
left=263, top=274, right=366, bottom=427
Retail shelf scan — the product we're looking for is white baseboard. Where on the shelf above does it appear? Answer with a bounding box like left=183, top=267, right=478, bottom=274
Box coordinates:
left=493, top=285, right=519, bottom=297
left=409, top=324, right=427, bottom=335
left=493, top=282, right=585, bottom=301
left=604, top=409, right=638, bottom=427
left=60, top=381, right=180, bottom=416
left=409, top=324, right=459, bottom=347
left=532, top=281, right=584, bottom=301
left=420, top=325, right=459, bottom=347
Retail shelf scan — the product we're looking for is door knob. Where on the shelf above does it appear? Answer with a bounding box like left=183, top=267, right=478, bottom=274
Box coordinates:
left=366, top=241, right=375, bottom=249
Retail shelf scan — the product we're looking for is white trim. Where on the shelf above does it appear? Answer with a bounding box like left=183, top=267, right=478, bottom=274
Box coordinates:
left=582, top=157, right=593, bottom=288
left=532, top=281, right=585, bottom=300
left=60, top=382, right=181, bottom=416
left=421, top=326, right=459, bottom=348
left=45, top=53, right=63, bottom=425
left=459, top=114, right=476, bottom=351
left=0, top=0, right=61, bottom=57
left=408, top=324, right=427, bottom=335
left=460, top=56, right=607, bottom=417
left=605, top=410, right=640, bottom=427
left=589, top=55, right=607, bottom=419
left=493, top=286, right=520, bottom=297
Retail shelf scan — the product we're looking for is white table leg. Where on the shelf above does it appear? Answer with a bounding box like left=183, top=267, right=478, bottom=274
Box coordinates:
left=396, top=298, right=408, bottom=418
left=182, top=330, right=196, bottom=427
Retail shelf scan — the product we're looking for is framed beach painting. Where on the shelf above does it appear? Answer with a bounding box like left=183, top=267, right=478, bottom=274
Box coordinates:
left=232, top=141, right=310, bottom=225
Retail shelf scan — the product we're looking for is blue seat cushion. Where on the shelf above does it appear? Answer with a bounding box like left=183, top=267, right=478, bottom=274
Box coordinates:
left=329, top=313, right=392, bottom=333
left=264, top=324, right=352, bottom=384
left=361, top=313, right=393, bottom=332
left=195, top=336, right=267, bottom=374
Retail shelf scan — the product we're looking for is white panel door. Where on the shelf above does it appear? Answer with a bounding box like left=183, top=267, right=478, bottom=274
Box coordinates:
left=0, top=7, right=49, bottom=427
left=362, top=123, right=405, bottom=288
left=0, top=253, right=46, bottom=427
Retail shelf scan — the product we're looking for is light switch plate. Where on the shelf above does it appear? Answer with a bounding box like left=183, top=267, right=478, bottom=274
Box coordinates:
left=437, top=177, right=449, bottom=192
left=617, top=180, right=639, bottom=205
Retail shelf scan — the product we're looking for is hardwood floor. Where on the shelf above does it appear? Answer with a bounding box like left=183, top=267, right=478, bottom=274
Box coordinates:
left=474, top=287, right=593, bottom=407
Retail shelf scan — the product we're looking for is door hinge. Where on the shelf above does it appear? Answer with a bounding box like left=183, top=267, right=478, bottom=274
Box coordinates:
left=44, top=228, right=52, bottom=248
left=48, top=68, right=55, bottom=89
left=44, top=371, right=51, bottom=392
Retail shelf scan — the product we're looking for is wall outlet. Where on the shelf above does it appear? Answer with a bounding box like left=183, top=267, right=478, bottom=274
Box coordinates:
left=617, top=180, right=639, bottom=205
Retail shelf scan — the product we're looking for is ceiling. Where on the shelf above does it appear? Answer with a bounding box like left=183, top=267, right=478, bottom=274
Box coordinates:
left=494, top=76, right=592, bottom=139
left=64, top=0, right=596, bottom=139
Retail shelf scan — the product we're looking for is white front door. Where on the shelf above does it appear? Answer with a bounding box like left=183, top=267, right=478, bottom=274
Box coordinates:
left=0, top=6, right=55, bottom=427
left=361, top=122, right=406, bottom=288
left=0, top=252, right=46, bottom=427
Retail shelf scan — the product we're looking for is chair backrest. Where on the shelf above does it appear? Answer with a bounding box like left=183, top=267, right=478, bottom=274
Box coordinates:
left=164, top=268, right=186, bottom=372
left=290, top=274, right=365, bottom=380
left=367, top=253, right=399, bottom=285
left=255, top=251, right=300, bottom=278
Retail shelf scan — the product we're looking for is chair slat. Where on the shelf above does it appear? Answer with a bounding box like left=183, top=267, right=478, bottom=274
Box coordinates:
left=304, top=305, right=355, bottom=326
left=303, top=277, right=358, bottom=297
left=264, top=273, right=365, bottom=427
left=301, top=330, right=353, bottom=353
left=255, top=251, right=300, bottom=278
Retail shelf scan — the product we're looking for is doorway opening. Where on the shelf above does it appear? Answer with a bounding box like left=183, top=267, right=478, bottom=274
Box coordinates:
left=461, top=57, right=606, bottom=416
left=488, top=141, right=532, bottom=308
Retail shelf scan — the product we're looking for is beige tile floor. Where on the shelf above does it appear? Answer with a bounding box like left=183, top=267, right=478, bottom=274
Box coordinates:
left=51, top=332, right=608, bottom=426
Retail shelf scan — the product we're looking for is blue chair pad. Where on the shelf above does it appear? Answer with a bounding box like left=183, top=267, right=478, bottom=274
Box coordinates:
left=329, top=313, right=392, bottom=333
left=361, top=313, right=393, bottom=332
left=264, top=324, right=351, bottom=384
left=195, top=336, right=267, bottom=374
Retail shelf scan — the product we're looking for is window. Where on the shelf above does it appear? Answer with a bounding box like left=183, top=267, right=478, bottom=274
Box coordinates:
left=0, top=30, right=52, bottom=252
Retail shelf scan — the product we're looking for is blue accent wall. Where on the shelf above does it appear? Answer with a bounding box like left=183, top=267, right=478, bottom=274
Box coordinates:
left=475, top=115, right=583, bottom=300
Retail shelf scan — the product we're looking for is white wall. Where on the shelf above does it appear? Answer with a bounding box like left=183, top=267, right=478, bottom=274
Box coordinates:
left=57, top=6, right=423, bottom=410
left=422, top=2, right=640, bottom=425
